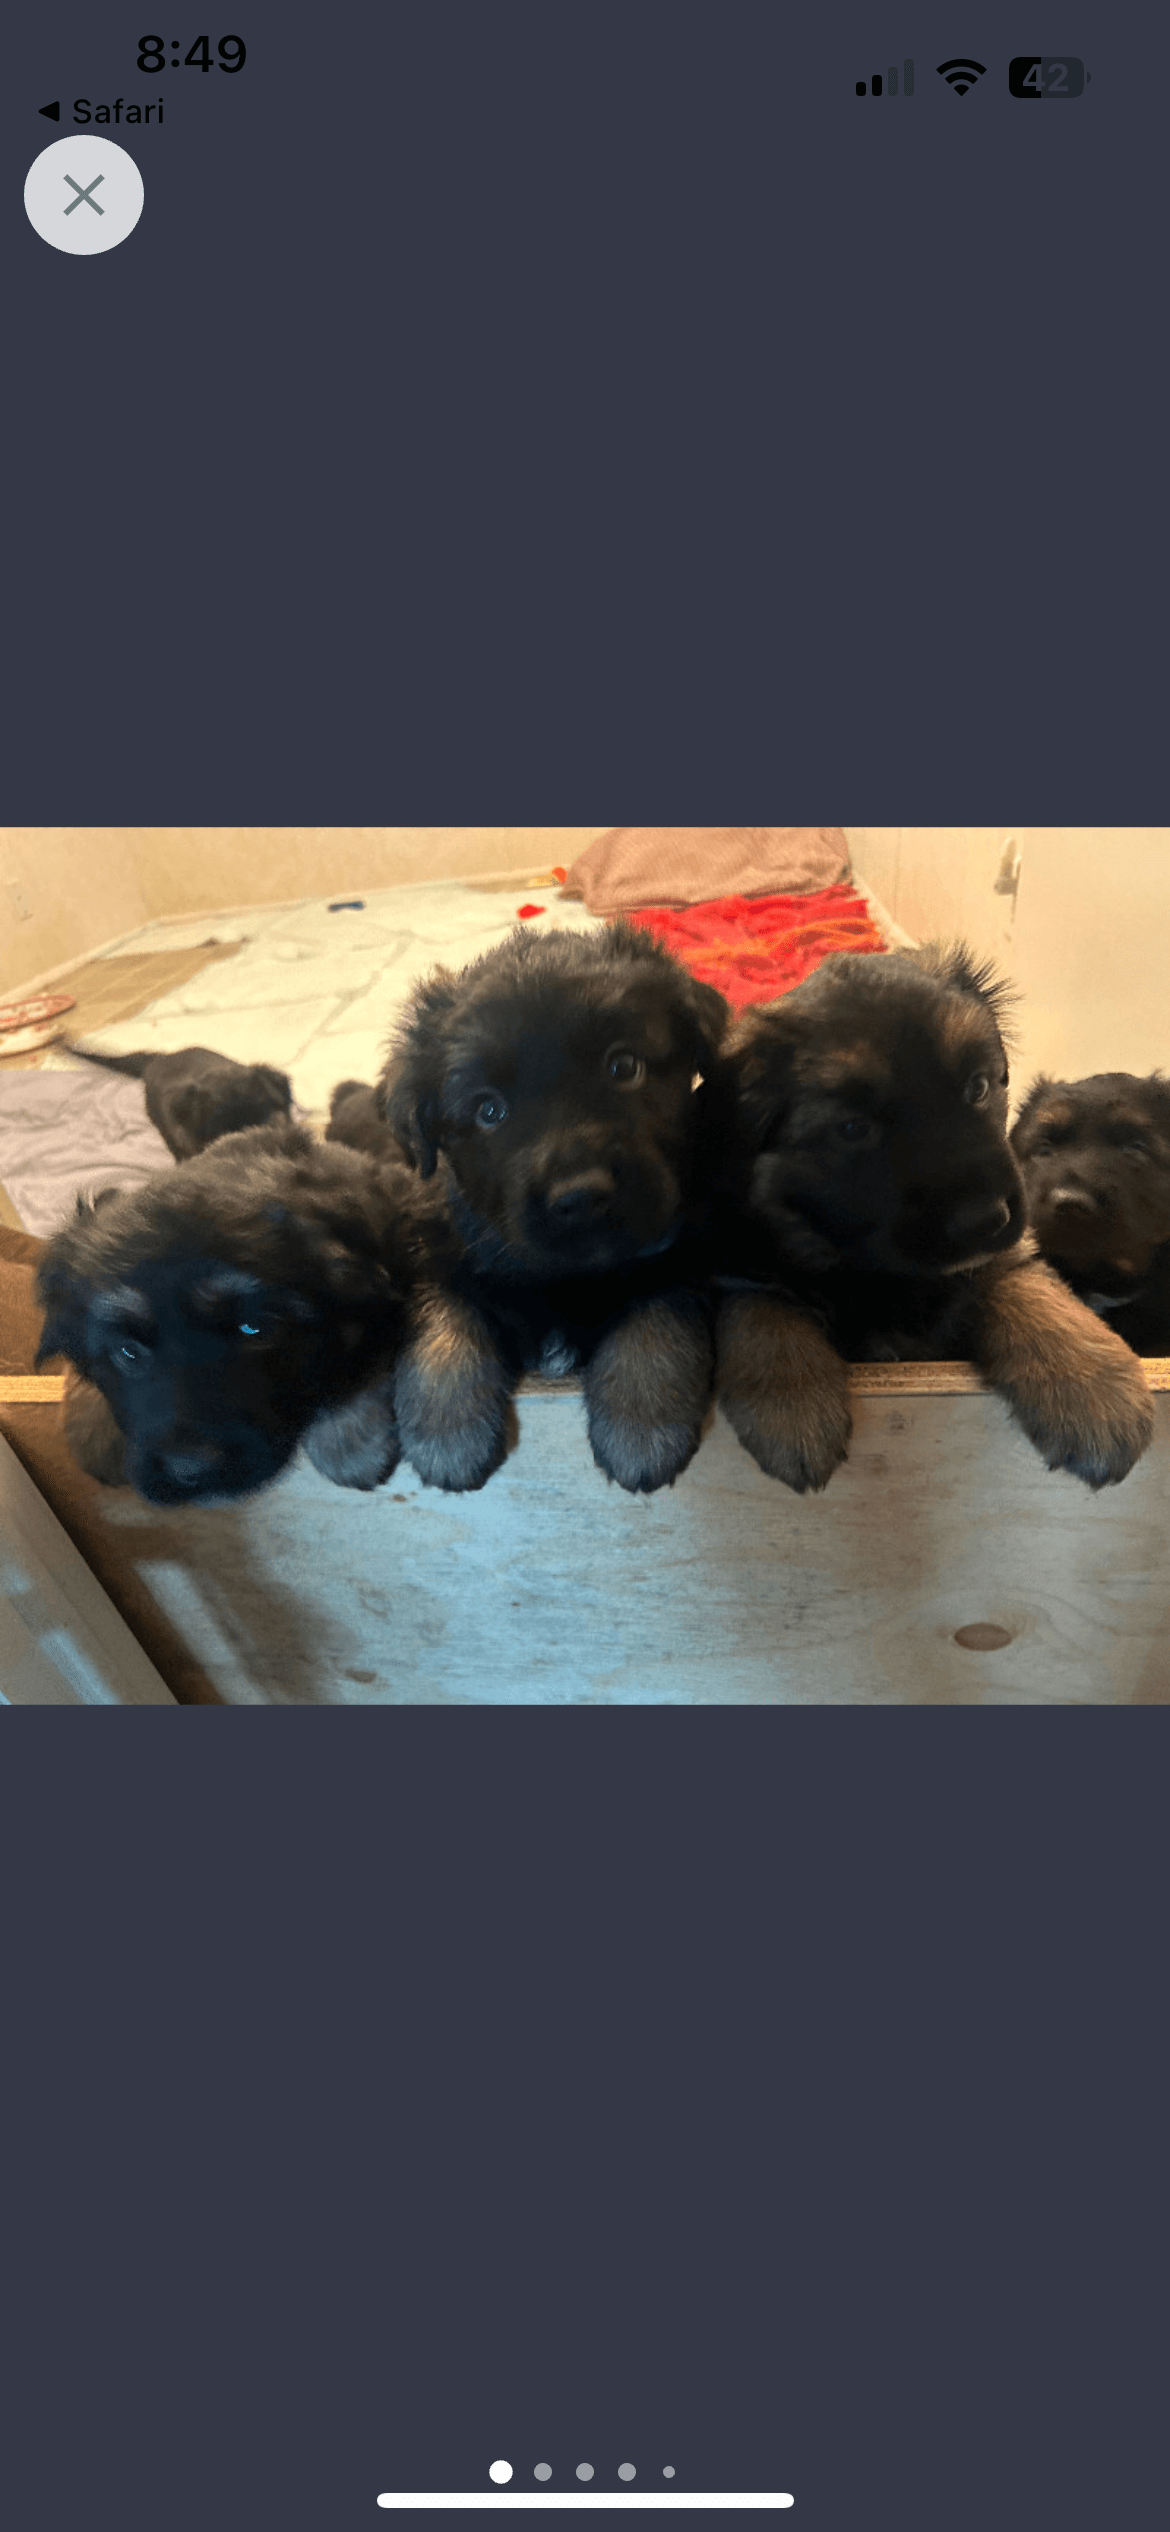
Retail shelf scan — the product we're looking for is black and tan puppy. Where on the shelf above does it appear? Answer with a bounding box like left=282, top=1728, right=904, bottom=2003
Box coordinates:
left=325, top=1078, right=414, bottom=1166
left=710, top=944, right=1155, bottom=1492
left=1011, top=1070, right=1170, bottom=1355
left=377, top=923, right=728, bottom=1493
left=34, top=1120, right=425, bottom=1505
left=64, top=1041, right=293, bottom=1160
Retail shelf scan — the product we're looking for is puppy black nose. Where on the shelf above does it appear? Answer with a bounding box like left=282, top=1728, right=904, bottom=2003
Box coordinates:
left=1051, top=1187, right=1097, bottom=1215
left=948, top=1195, right=1013, bottom=1245
left=544, top=1170, right=617, bottom=1225
left=163, top=1445, right=221, bottom=1485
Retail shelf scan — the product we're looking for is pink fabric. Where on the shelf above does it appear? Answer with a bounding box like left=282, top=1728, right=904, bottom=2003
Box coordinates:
left=562, top=826, right=850, bottom=915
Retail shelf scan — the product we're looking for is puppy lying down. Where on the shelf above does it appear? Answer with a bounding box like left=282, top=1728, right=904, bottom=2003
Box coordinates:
left=35, top=1121, right=426, bottom=1505
left=709, top=944, right=1155, bottom=1493
left=63, top=1042, right=293, bottom=1159
left=379, top=922, right=729, bottom=1494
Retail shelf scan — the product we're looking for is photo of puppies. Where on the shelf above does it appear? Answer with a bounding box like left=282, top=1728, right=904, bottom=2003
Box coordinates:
left=708, top=943, right=1156, bottom=1492
left=34, top=1119, right=425, bottom=1505
left=63, top=1041, right=294, bottom=1159
left=378, top=922, right=729, bottom=1493
left=1010, top=1072, right=1170, bottom=1356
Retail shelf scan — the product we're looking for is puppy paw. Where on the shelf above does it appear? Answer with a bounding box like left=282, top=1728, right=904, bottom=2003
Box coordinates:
left=62, top=1374, right=129, bottom=1487
left=583, top=1295, right=714, bottom=1493
left=999, top=1353, right=1155, bottom=1489
left=718, top=1382, right=853, bottom=1492
left=587, top=1405, right=706, bottom=1494
left=976, top=1258, right=1156, bottom=1489
left=302, top=1379, right=401, bottom=1489
left=715, top=1290, right=853, bottom=1491
left=392, top=1291, right=514, bottom=1493
left=396, top=1413, right=511, bottom=1493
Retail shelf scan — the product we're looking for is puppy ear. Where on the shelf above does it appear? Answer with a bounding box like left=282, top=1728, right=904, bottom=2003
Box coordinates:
left=1009, top=1075, right=1056, bottom=1142
left=1144, top=1071, right=1170, bottom=1127
left=910, top=939, right=1018, bottom=1043
left=677, top=974, right=731, bottom=1072
left=166, top=1082, right=213, bottom=1155
left=33, top=1253, right=90, bottom=1371
left=719, top=1006, right=800, bottom=1149
left=379, top=967, right=460, bottom=1180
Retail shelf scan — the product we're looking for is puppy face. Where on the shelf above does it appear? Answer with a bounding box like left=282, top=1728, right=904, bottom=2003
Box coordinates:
left=1011, top=1073, right=1170, bottom=1285
left=35, top=1123, right=410, bottom=1506
left=381, top=926, right=727, bottom=1274
left=724, top=943, right=1027, bottom=1277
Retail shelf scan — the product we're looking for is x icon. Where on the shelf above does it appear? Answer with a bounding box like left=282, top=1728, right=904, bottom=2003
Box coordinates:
left=63, top=173, right=104, bottom=216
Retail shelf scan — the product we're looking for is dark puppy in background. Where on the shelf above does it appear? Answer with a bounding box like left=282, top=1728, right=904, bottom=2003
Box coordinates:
left=65, top=1041, right=293, bottom=1159
left=35, top=1120, right=425, bottom=1505
left=325, top=1078, right=413, bottom=1166
left=710, top=943, right=1154, bottom=1492
left=378, top=923, right=728, bottom=1493
left=1011, top=1070, right=1170, bottom=1355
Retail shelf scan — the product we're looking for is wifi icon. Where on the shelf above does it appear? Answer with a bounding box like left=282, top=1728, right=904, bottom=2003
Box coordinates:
left=936, top=57, right=987, bottom=95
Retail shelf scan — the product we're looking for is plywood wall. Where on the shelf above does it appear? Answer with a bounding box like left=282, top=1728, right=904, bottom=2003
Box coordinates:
left=0, top=829, right=152, bottom=1000
left=0, top=827, right=608, bottom=997
left=844, top=828, right=1170, bottom=1088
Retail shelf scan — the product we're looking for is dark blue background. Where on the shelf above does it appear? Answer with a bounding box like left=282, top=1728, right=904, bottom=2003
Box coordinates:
left=2, top=1719, right=1166, bottom=2528
left=6, top=4, right=1165, bottom=820
left=3, top=6, right=1168, bottom=2526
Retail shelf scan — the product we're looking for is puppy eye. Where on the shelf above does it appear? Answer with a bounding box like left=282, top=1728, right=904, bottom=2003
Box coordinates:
left=965, top=1073, right=991, bottom=1106
left=239, top=1319, right=265, bottom=1338
left=1123, top=1143, right=1148, bottom=1162
left=606, top=1048, right=646, bottom=1089
left=473, top=1093, right=509, bottom=1131
left=1034, top=1139, right=1056, bottom=1159
left=837, top=1116, right=872, bottom=1145
left=113, top=1338, right=151, bottom=1375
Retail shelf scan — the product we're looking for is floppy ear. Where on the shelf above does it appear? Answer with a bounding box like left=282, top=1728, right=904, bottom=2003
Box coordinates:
left=165, top=1082, right=215, bottom=1156
left=257, top=1066, right=293, bottom=1109
left=719, top=1006, right=801, bottom=1151
left=288, top=1202, right=409, bottom=1326
left=33, top=1252, right=92, bottom=1371
left=677, top=973, right=731, bottom=1073
left=378, top=967, right=461, bottom=1180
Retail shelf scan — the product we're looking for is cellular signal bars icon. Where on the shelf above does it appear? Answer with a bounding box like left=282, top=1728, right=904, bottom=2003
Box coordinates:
left=856, top=60, right=914, bottom=97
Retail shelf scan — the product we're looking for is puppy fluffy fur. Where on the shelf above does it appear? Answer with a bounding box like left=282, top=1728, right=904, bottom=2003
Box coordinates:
left=709, top=943, right=1154, bottom=1492
left=63, top=1042, right=293, bottom=1160
left=377, top=922, right=729, bottom=1493
left=325, top=1078, right=414, bottom=1167
left=35, top=1120, right=426, bottom=1505
left=1011, top=1071, right=1170, bottom=1355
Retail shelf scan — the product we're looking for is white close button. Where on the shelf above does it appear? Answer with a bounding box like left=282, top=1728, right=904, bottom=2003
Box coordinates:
left=25, top=136, right=144, bottom=256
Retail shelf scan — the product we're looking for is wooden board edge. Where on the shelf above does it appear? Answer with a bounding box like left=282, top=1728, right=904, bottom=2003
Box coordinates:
left=7, top=1361, right=1170, bottom=1412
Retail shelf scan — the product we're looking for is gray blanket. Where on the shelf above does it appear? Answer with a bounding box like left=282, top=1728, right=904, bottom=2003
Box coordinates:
left=0, top=1067, right=172, bottom=1238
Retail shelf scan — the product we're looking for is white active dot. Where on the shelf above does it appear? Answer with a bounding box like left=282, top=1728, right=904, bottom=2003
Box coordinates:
left=489, top=2460, right=513, bottom=2484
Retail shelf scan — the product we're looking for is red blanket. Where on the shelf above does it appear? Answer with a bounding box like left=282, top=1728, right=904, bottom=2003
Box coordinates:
left=622, top=883, right=888, bottom=1009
